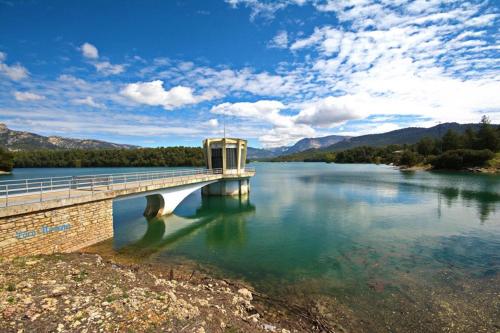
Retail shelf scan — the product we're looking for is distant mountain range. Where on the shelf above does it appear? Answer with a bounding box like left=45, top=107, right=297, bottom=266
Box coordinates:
left=322, top=122, right=484, bottom=152
left=0, top=123, right=137, bottom=150
left=2, top=122, right=494, bottom=158
left=248, top=122, right=494, bottom=160
left=247, top=135, right=350, bottom=159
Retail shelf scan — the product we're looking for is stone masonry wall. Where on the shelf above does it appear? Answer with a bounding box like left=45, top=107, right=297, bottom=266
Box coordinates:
left=0, top=199, right=113, bottom=258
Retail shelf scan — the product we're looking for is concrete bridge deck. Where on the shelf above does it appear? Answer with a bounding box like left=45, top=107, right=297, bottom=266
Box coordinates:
left=0, top=168, right=255, bottom=218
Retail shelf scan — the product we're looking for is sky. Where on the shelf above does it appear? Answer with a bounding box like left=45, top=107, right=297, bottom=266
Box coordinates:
left=0, top=0, right=499, bottom=148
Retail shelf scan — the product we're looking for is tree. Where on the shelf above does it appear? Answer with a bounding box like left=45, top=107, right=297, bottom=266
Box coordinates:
left=399, top=150, right=418, bottom=167
left=441, top=129, right=462, bottom=151
left=0, top=147, right=14, bottom=172
left=416, top=137, right=435, bottom=156
left=431, top=149, right=494, bottom=170
left=477, top=115, right=499, bottom=152
left=463, top=127, right=477, bottom=149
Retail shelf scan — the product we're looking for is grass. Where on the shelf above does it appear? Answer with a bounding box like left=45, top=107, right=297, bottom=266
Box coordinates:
left=486, top=152, right=500, bottom=169
left=72, top=270, right=88, bottom=282
left=6, top=283, right=16, bottom=292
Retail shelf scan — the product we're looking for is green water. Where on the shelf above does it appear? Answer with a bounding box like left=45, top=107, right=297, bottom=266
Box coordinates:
left=4, top=164, right=500, bottom=331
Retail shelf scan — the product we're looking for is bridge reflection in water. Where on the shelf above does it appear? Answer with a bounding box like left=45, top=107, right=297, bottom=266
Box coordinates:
left=115, top=194, right=255, bottom=258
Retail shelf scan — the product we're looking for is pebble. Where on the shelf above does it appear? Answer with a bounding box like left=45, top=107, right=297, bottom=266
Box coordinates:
left=237, top=288, right=253, bottom=301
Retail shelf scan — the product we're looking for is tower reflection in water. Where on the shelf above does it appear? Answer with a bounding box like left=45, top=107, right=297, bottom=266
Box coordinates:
left=118, top=194, right=255, bottom=258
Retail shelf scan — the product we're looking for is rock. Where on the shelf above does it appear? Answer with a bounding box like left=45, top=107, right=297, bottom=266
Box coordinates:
left=263, top=323, right=276, bottom=332
left=196, top=327, right=205, bottom=333
left=237, top=288, right=253, bottom=301
left=248, top=313, right=260, bottom=322
left=17, top=281, right=32, bottom=291
left=51, top=286, right=67, bottom=297
left=41, top=298, right=58, bottom=311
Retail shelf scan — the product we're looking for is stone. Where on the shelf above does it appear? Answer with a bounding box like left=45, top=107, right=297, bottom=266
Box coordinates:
left=237, top=288, right=253, bottom=301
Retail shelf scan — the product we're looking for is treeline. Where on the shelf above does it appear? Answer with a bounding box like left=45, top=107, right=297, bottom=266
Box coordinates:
left=12, top=147, right=205, bottom=168
left=270, top=149, right=336, bottom=163
left=274, top=116, right=500, bottom=170
left=0, top=147, right=14, bottom=172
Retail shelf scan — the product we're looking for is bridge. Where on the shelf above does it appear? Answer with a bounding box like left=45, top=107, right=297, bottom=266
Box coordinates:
left=0, top=137, right=256, bottom=258
left=0, top=167, right=255, bottom=214
left=0, top=167, right=255, bottom=258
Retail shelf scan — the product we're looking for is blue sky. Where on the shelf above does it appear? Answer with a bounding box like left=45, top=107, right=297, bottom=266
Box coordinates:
left=0, top=0, right=499, bottom=148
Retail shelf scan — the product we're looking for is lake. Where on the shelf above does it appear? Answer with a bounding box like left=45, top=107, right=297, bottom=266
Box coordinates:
left=3, top=163, right=500, bottom=331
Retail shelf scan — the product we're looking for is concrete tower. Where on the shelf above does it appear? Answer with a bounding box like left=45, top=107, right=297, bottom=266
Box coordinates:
left=202, top=138, right=251, bottom=196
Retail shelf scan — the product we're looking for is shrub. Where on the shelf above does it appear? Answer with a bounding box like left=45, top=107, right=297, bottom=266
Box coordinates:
left=0, top=147, right=14, bottom=172
left=399, top=150, right=419, bottom=167
left=431, top=149, right=494, bottom=169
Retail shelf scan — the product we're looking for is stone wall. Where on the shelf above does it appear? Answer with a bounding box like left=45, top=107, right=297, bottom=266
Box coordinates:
left=0, top=199, right=113, bottom=258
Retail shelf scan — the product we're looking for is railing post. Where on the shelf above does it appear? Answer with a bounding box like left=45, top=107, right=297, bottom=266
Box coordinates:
left=5, top=185, right=8, bottom=207
left=91, top=179, right=94, bottom=195
left=40, top=181, right=43, bottom=202
left=25, top=179, right=28, bottom=193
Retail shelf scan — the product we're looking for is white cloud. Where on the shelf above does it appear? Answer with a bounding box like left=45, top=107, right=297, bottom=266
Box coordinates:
left=210, top=100, right=325, bottom=147
left=81, top=42, right=99, bottom=59
left=189, top=67, right=303, bottom=97
left=208, top=118, right=219, bottom=127
left=294, top=96, right=364, bottom=127
left=14, top=91, right=45, bottom=101
left=225, top=0, right=290, bottom=20
left=72, top=96, right=105, bottom=108
left=121, top=80, right=219, bottom=110
left=94, top=61, right=125, bottom=75
left=0, top=52, right=29, bottom=80
left=79, top=43, right=125, bottom=75
left=210, top=100, right=293, bottom=127
left=268, top=30, right=288, bottom=48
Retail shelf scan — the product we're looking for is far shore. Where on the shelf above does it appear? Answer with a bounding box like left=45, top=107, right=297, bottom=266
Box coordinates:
left=396, top=164, right=499, bottom=174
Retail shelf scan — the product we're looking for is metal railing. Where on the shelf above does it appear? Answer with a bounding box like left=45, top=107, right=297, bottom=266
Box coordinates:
left=0, top=167, right=255, bottom=207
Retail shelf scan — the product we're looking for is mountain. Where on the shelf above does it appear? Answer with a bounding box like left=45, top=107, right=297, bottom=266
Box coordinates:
left=248, top=135, right=350, bottom=159
left=247, top=147, right=277, bottom=159
left=323, top=123, right=484, bottom=152
left=0, top=123, right=137, bottom=151
left=286, top=135, right=350, bottom=154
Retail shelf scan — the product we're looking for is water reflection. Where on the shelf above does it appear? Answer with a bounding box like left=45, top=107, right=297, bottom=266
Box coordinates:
left=117, top=195, right=255, bottom=258
left=298, top=170, right=500, bottom=222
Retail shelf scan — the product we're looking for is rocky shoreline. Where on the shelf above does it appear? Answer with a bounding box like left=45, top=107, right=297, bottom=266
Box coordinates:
left=397, top=164, right=500, bottom=174
left=0, top=253, right=335, bottom=333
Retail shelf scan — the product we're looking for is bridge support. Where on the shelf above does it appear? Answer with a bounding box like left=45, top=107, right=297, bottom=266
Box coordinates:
left=202, top=179, right=250, bottom=196
left=0, top=199, right=114, bottom=258
left=144, top=181, right=217, bottom=217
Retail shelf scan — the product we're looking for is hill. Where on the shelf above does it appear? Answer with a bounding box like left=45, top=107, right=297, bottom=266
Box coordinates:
left=248, top=134, right=349, bottom=159
left=0, top=123, right=137, bottom=151
left=324, top=123, right=482, bottom=152
left=247, top=146, right=289, bottom=159
left=286, top=135, right=350, bottom=154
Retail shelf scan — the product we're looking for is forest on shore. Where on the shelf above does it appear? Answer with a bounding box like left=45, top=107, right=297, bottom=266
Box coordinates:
left=1, top=117, right=499, bottom=172
left=271, top=116, right=500, bottom=170
left=3, top=147, right=205, bottom=170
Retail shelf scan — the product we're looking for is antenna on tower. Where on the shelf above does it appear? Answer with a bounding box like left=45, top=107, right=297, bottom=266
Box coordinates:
left=223, top=113, right=226, bottom=139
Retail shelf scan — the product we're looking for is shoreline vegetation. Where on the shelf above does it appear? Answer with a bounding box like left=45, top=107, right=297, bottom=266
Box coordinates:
left=267, top=116, right=500, bottom=174
left=1, top=118, right=498, bottom=174
left=11, top=147, right=205, bottom=169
